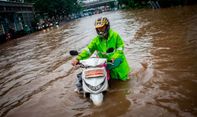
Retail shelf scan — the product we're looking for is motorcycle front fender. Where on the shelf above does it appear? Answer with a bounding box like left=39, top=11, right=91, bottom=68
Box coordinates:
left=90, top=93, right=103, bottom=106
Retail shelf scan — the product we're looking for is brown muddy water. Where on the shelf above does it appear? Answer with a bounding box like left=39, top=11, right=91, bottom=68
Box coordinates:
left=1, top=5, right=197, bottom=117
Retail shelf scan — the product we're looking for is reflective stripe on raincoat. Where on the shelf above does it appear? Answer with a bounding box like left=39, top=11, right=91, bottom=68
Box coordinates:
left=77, top=29, right=131, bottom=80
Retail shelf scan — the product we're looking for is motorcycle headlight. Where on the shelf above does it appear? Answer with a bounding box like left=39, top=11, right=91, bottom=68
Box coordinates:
left=85, top=80, right=105, bottom=91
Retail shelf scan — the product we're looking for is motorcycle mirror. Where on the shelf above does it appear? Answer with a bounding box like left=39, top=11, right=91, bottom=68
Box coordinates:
left=69, top=50, right=79, bottom=56
left=106, top=48, right=114, bottom=53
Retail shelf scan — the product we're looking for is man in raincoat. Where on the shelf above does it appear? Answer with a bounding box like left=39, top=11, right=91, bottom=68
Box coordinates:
left=72, top=17, right=131, bottom=81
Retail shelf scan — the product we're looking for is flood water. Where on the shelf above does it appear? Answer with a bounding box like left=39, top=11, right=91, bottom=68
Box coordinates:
left=0, top=5, right=197, bottom=117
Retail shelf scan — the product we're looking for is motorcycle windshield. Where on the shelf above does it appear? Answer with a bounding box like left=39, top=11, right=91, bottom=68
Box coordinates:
left=80, top=58, right=107, bottom=67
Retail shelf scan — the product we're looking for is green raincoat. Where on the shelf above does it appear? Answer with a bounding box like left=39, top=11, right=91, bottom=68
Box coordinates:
left=77, top=29, right=131, bottom=80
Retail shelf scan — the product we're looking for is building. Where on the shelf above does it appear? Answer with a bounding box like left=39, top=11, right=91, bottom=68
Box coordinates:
left=0, top=0, right=34, bottom=43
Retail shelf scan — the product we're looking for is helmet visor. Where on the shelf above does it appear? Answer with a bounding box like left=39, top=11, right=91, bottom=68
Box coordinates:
left=95, top=20, right=105, bottom=28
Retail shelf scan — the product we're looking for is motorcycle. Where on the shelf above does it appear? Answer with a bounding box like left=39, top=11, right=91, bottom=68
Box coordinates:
left=69, top=48, right=122, bottom=106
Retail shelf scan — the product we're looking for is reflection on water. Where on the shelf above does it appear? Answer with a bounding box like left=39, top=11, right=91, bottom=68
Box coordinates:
left=0, top=5, right=197, bottom=117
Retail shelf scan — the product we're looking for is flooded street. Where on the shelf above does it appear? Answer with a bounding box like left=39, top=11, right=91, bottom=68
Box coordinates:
left=1, top=5, right=197, bottom=117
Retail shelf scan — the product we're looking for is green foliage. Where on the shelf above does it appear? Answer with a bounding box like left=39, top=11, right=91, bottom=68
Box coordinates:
left=25, top=0, right=81, bottom=16
left=118, top=0, right=146, bottom=9
left=117, top=0, right=197, bottom=8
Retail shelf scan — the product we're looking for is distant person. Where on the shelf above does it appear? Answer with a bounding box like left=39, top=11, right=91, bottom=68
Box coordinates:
left=5, top=32, right=11, bottom=40
left=24, top=25, right=30, bottom=34
left=6, top=28, right=15, bottom=40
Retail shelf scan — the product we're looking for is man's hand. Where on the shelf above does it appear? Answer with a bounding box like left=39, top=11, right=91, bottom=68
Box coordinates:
left=111, top=58, right=115, bottom=63
left=72, top=58, right=79, bottom=66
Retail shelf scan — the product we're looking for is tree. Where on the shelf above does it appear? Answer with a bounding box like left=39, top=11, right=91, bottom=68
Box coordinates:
left=25, top=0, right=81, bottom=17
left=118, top=0, right=145, bottom=8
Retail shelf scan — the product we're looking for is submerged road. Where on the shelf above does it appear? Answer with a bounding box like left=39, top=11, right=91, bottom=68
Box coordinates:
left=0, top=5, right=197, bottom=117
